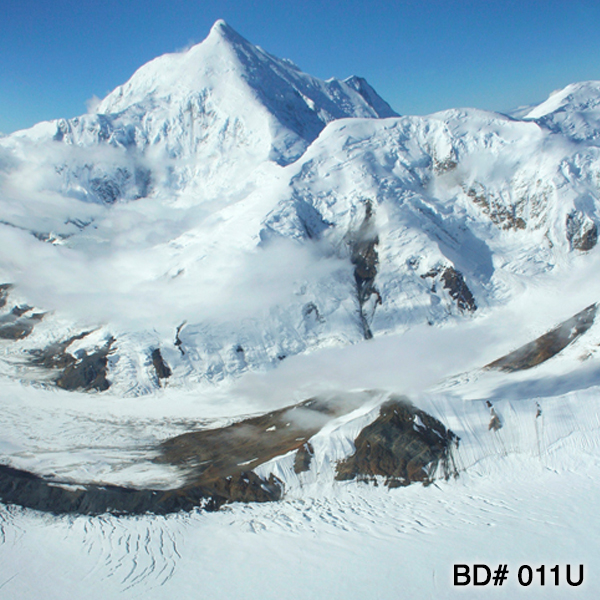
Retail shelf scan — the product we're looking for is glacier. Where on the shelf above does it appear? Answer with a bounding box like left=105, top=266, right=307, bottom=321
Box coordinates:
left=2, top=19, right=600, bottom=599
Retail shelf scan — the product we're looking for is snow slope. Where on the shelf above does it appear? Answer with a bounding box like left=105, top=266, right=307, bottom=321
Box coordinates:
left=524, top=80, right=600, bottom=144
left=4, top=85, right=600, bottom=393
left=4, top=18, right=600, bottom=600
left=2, top=300, right=600, bottom=598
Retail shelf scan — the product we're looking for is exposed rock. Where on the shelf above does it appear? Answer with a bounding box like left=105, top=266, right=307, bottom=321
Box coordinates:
left=204, top=472, right=282, bottom=504
left=11, top=305, right=32, bottom=317
left=55, top=337, right=115, bottom=392
left=335, top=398, right=458, bottom=487
left=27, top=331, right=118, bottom=393
left=566, top=210, right=598, bottom=251
left=349, top=200, right=382, bottom=339
left=0, top=395, right=457, bottom=515
left=157, top=398, right=346, bottom=498
left=466, top=183, right=527, bottom=230
left=440, top=267, right=477, bottom=312
left=433, top=157, right=458, bottom=175
left=28, top=331, right=93, bottom=370
left=0, top=463, right=227, bottom=516
left=0, top=309, right=44, bottom=340
left=294, top=442, right=314, bottom=474
left=486, top=303, right=596, bottom=372
left=421, top=266, right=477, bottom=313
left=175, top=322, right=186, bottom=355
left=0, top=397, right=360, bottom=515
left=151, top=348, right=172, bottom=380
left=0, top=284, right=13, bottom=308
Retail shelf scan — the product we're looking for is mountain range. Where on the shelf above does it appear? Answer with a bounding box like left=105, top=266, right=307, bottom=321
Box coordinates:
left=2, top=20, right=600, bottom=399
left=3, top=19, right=600, bottom=599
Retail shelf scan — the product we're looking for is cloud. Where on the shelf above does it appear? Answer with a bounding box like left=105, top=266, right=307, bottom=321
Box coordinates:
left=85, top=95, right=102, bottom=113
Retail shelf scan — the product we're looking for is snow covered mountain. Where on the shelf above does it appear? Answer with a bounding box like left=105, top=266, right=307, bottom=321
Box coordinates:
left=4, top=20, right=600, bottom=599
left=2, top=19, right=600, bottom=398
left=522, top=80, right=600, bottom=144
left=2, top=20, right=396, bottom=210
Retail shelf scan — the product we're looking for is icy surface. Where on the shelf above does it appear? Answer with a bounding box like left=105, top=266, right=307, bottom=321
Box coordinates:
left=2, top=19, right=600, bottom=598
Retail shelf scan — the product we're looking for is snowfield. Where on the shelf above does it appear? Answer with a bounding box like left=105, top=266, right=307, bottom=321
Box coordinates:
left=2, top=354, right=600, bottom=599
left=2, top=18, right=600, bottom=599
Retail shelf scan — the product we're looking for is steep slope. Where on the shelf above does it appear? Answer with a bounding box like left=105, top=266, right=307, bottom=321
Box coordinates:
left=2, top=24, right=600, bottom=395
left=0, top=20, right=396, bottom=214
left=3, top=104, right=600, bottom=393
left=523, top=80, right=600, bottom=144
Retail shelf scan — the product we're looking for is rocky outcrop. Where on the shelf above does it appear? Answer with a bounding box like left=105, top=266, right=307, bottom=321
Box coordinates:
left=335, top=398, right=458, bottom=487
left=421, top=266, right=477, bottom=313
left=466, top=183, right=527, bottom=230
left=0, top=395, right=461, bottom=515
left=157, top=398, right=346, bottom=496
left=0, top=283, right=11, bottom=309
left=0, top=396, right=357, bottom=515
left=566, top=210, right=598, bottom=251
left=294, top=442, right=314, bottom=474
left=55, top=337, right=115, bottom=392
left=0, top=306, right=44, bottom=340
left=486, top=303, right=597, bottom=372
left=151, top=348, right=172, bottom=381
left=28, top=331, right=93, bottom=370
left=441, top=267, right=477, bottom=312
left=175, top=322, right=186, bottom=355
left=0, top=463, right=274, bottom=516
left=349, top=201, right=382, bottom=339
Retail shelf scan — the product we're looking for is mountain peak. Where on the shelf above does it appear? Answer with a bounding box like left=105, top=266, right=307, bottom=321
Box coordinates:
left=210, top=18, right=229, bottom=33
left=90, top=20, right=398, bottom=165
left=206, top=19, right=245, bottom=45
left=526, top=80, right=600, bottom=119
left=522, top=80, right=600, bottom=144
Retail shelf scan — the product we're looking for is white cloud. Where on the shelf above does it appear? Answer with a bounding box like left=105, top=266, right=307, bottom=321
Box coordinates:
left=85, top=95, right=102, bottom=113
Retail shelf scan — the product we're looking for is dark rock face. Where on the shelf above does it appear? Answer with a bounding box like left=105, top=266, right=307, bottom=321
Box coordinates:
left=28, top=331, right=93, bottom=370
left=0, top=306, right=44, bottom=340
left=566, top=210, right=598, bottom=251
left=0, top=284, right=13, bottom=309
left=440, top=267, right=477, bottom=312
left=335, top=398, right=458, bottom=487
left=294, top=442, right=314, bottom=474
left=0, top=463, right=227, bottom=516
left=349, top=201, right=382, bottom=339
left=151, top=348, right=172, bottom=380
left=55, top=337, right=115, bottom=392
left=203, top=472, right=282, bottom=504
left=175, top=322, right=186, bottom=355
left=486, top=303, right=596, bottom=372
left=0, top=396, right=356, bottom=515
left=27, top=332, right=114, bottom=392
left=422, top=266, right=477, bottom=313
left=0, top=396, right=457, bottom=515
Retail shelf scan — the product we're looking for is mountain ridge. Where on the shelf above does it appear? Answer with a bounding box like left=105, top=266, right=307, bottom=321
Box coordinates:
left=1, top=22, right=600, bottom=396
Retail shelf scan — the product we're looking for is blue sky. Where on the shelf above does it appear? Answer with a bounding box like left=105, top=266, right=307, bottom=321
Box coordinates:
left=2, top=0, right=600, bottom=133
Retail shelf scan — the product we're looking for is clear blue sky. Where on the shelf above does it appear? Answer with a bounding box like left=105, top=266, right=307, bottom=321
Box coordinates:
left=2, top=0, right=600, bottom=133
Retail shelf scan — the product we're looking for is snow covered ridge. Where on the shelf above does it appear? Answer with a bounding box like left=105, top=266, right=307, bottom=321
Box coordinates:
left=2, top=21, right=600, bottom=394
left=1, top=19, right=396, bottom=206
left=0, top=301, right=597, bottom=516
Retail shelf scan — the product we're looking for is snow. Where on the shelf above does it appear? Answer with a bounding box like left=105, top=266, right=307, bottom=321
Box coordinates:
left=2, top=355, right=600, bottom=598
left=3, top=18, right=600, bottom=599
